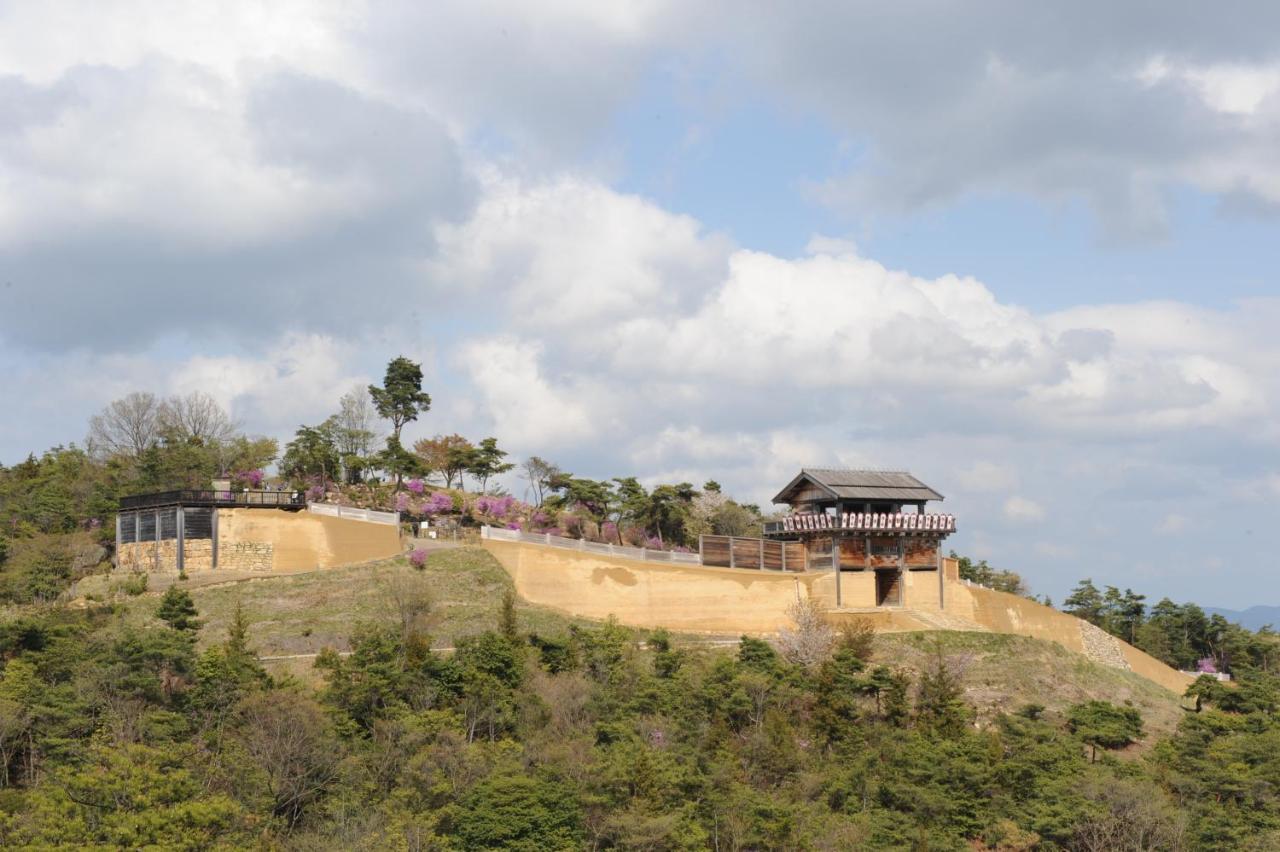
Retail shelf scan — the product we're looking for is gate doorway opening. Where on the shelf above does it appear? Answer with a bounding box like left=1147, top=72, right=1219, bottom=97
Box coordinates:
left=876, top=568, right=902, bottom=607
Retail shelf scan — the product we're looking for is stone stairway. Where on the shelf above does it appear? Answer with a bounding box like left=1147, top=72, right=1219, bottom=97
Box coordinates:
left=1078, top=620, right=1132, bottom=670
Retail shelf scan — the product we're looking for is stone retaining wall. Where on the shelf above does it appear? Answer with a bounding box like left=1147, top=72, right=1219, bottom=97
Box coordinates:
left=116, top=539, right=213, bottom=574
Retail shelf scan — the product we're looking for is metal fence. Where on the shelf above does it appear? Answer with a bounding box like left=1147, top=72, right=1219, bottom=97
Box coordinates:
left=481, top=525, right=703, bottom=564
left=307, top=502, right=400, bottom=526
left=120, top=489, right=306, bottom=510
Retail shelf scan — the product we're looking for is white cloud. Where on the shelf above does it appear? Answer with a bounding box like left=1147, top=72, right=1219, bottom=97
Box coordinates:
left=955, top=461, right=1019, bottom=493
left=1156, top=513, right=1190, bottom=535
left=1003, top=496, right=1046, bottom=523
left=458, top=336, right=596, bottom=451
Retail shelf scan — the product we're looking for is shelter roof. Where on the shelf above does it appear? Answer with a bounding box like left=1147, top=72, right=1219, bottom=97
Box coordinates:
left=772, top=468, right=944, bottom=505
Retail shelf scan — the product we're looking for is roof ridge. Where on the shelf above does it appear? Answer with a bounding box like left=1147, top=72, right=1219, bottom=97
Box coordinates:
left=803, top=466, right=914, bottom=474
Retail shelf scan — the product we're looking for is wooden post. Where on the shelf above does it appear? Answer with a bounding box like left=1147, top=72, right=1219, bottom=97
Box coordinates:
left=211, top=509, right=219, bottom=569
left=937, top=545, right=944, bottom=610
left=176, top=506, right=185, bottom=574
left=897, top=536, right=906, bottom=608
left=832, top=535, right=841, bottom=608
left=729, top=537, right=736, bottom=570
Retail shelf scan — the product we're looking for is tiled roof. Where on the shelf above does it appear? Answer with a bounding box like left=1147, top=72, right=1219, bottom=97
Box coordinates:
left=773, top=468, right=944, bottom=504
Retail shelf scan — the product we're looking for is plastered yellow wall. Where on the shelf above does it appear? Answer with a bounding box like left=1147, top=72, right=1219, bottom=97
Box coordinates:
left=216, top=509, right=401, bottom=571
left=483, top=541, right=1192, bottom=693
left=941, top=575, right=1192, bottom=694
left=484, top=539, right=823, bottom=633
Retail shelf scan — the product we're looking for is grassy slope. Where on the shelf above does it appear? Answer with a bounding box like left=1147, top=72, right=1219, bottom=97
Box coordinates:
left=872, top=630, right=1187, bottom=740
left=96, top=546, right=1186, bottom=737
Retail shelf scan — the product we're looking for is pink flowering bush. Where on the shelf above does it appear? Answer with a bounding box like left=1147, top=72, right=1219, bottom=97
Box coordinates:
left=423, top=492, right=454, bottom=515
left=394, top=492, right=412, bottom=513
left=305, top=484, right=325, bottom=502
left=601, top=521, right=619, bottom=542
left=236, top=469, right=265, bottom=489
left=406, top=478, right=425, bottom=494
left=408, top=549, right=427, bottom=569
left=472, top=495, right=516, bottom=519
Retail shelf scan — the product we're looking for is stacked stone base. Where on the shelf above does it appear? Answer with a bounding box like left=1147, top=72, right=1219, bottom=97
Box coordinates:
left=217, top=541, right=274, bottom=572
left=117, top=539, right=214, bottom=574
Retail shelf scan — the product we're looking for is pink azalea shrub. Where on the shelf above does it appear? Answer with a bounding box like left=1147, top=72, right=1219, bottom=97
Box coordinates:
left=305, top=484, right=325, bottom=502
left=236, top=469, right=265, bottom=488
left=473, top=495, right=516, bottom=519
left=395, top=492, right=412, bottom=513
left=408, top=549, right=427, bottom=569
left=406, top=478, right=425, bottom=494
left=423, top=492, right=454, bottom=515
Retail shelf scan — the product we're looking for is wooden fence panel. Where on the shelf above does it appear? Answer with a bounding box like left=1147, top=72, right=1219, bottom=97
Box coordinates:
left=731, top=537, right=762, bottom=569
left=762, top=541, right=785, bottom=570
left=784, top=542, right=805, bottom=572
left=700, top=535, right=732, bottom=568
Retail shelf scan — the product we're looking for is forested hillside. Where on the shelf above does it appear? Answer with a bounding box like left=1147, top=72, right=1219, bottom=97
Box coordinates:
left=0, top=547, right=1278, bottom=849
left=2, top=365, right=1279, bottom=848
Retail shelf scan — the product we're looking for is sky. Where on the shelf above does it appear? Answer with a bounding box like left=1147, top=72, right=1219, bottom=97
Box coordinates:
left=1, top=1, right=1279, bottom=608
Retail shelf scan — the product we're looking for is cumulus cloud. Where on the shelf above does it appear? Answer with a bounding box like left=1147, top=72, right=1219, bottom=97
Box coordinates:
left=710, top=2, right=1280, bottom=237
left=1003, top=496, right=1046, bottom=523
left=2, top=1, right=1280, bottom=611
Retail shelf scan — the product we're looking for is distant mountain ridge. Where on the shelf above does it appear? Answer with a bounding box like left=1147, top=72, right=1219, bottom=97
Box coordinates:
left=1205, top=605, right=1280, bottom=631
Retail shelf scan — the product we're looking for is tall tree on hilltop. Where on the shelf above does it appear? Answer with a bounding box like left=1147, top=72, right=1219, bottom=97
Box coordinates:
left=327, top=386, right=380, bottom=484
left=467, top=438, right=514, bottom=494
left=413, top=434, right=476, bottom=490
left=281, top=424, right=340, bottom=485
left=1063, top=578, right=1105, bottom=625
left=521, top=456, right=560, bottom=506
left=369, top=357, right=431, bottom=486
left=87, top=391, right=163, bottom=458
left=158, top=391, right=238, bottom=448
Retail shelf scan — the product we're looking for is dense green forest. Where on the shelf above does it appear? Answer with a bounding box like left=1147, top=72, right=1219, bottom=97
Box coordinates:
left=0, top=581, right=1277, bottom=849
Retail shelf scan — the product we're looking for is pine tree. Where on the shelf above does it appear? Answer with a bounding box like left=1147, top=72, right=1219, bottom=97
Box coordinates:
left=156, top=586, right=200, bottom=631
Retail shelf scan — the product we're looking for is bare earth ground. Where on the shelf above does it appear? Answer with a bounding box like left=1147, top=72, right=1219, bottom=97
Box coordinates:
left=76, top=545, right=1187, bottom=738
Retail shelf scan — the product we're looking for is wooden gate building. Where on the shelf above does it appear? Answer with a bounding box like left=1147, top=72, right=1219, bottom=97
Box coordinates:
left=761, top=469, right=956, bottom=608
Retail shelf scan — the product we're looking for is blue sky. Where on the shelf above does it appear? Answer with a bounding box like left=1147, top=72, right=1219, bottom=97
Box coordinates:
left=1, top=1, right=1278, bottom=608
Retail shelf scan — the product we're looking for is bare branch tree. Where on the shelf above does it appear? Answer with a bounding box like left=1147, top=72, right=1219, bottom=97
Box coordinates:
left=87, top=391, right=163, bottom=458
left=236, top=690, right=342, bottom=830
left=158, top=391, right=238, bottom=445
left=777, top=598, right=836, bottom=669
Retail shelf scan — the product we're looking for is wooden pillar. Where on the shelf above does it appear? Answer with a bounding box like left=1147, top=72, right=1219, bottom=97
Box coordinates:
left=176, top=506, right=185, bottom=574
left=897, top=536, right=906, bottom=608
left=832, top=535, right=841, bottom=608
left=937, top=543, right=944, bottom=610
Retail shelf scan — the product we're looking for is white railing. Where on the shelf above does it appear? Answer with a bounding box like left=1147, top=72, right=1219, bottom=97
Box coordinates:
left=308, top=502, right=400, bottom=526
left=481, top=525, right=702, bottom=564
left=765, top=511, right=957, bottom=535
